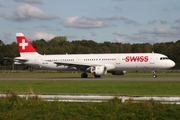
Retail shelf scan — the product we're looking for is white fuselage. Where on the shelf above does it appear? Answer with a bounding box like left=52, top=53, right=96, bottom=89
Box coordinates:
left=22, top=53, right=175, bottom=71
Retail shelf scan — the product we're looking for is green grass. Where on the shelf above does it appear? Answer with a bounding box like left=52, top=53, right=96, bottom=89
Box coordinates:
left=0, top=72, right=180, bottom=119
left=0, top=80, right=180, bottom=95
left=0, top=72, right=180, bottom=95
left=0, top=94, right=180, bottom=120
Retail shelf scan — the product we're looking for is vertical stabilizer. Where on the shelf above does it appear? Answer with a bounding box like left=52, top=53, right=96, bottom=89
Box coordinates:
left=16, top=33, right=40, bottom=57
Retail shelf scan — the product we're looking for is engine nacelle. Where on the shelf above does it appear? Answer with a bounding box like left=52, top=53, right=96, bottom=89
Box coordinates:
left=111, top=70, right=126, bottom=75
left=90, top=66, right=107, bottom=76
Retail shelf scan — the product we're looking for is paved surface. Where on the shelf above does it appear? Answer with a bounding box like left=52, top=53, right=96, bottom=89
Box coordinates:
left=0, top=77, right=179, bottom=81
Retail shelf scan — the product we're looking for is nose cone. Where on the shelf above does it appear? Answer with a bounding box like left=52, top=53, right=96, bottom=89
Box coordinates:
left=171, top=60, right=176, bottom=68
left=167, top=60, right=175, bottom=68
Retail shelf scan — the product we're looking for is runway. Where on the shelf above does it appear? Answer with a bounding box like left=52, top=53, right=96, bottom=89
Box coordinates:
left=0, top=77, right=179, bottom=82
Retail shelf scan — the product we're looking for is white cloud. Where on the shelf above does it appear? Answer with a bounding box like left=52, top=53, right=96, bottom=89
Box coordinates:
left=61, top=16, right=110, bottom=29
left=12, top=4, right=58, bottom=21
left=153, top=27, right=170, bottom=34
left=96, top=16, right=120, bottom=21
left=148, top=20, right=169, bottom=25
left=120, top=16, right=139, bottom=25
left=0, top=4, right=59, bottom=22
left=13, top=0, right=43, bottom=4
left=137, top=27, right=180, bottom=42
left=112, top=31, right=126, bottom=36
left=114, top=37, right=126, bottom=43
left=127, top=35, right=148, bottom=41
left=33, top=32, right=56, bottom=40
left=139, top=28, right=171, bottom=36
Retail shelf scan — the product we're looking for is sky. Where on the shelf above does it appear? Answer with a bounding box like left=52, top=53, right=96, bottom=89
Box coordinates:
left=0, top=0, right=180, bottom=44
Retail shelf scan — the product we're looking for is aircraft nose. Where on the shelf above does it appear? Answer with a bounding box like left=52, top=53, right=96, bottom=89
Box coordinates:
left=164, top=60, right=175, bottom=69
left=168, top=60, right=175, bottom=68
left=171, top=60, right=175, bottom=67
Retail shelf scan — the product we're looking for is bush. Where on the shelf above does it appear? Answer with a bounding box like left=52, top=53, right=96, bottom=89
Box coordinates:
left=0, top=92, right=180, bottom=119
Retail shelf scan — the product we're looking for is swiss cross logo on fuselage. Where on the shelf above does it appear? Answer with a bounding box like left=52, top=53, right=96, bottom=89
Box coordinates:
left=19, top=39, right=28, bottom=50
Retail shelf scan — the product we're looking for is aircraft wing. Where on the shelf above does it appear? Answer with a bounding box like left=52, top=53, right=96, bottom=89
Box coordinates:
left=54, top=61, right=115, bottom=71
left=54, top=61, right=102, bottom=70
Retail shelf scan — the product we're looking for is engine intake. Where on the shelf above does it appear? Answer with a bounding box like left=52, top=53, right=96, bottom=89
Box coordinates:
left=111, top=70, right=126, bottom=75
left=90, top=66, right=107, bottom=76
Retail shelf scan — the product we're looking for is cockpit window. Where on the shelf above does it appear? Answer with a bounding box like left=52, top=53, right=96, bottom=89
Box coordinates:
left=160, top=57, right=169, bottom=60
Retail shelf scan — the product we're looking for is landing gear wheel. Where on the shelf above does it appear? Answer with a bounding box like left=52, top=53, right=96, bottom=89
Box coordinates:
left=81, top=73, right=88, bottom=78
left=94, top=75, right=101, bottom=78
left=152, top=70, right=157, bottom=78
left=153, top=75, right=157, bottom=78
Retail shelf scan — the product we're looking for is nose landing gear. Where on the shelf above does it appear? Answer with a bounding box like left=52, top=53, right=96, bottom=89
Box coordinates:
left=152, top=70, right=157, bottom=78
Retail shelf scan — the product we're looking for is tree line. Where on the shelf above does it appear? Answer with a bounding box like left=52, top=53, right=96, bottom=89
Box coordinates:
left=0, top=36, right=180, bottom=70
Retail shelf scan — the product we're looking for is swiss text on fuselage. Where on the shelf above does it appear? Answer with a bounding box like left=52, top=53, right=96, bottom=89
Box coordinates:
left=125, top=56, right=148, bottom=62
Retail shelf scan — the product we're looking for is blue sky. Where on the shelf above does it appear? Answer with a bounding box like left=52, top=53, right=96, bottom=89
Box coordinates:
left=0, top=0, right=180, bottom=44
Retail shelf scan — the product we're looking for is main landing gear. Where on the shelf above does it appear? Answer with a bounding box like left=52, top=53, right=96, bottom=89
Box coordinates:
left=81, top=72, right=88, bottom=78
left=94, top=75, right=101, bottom=78
left=81, top=72, right=101, bottom=78
left=152, top=70, right=157, bottom=78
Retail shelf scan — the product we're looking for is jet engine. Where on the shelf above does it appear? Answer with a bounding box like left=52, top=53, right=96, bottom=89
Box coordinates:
left=111, top=70, right=126, bottom=75
left=90, top=66, right=107, bottom=77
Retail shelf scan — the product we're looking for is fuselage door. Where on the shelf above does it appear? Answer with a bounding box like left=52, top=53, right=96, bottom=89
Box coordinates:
left=76, top=57, right=81, bottom=62
left=149, top=54, right=155, bottom=64
left=116, top=57, right=120, bottom=65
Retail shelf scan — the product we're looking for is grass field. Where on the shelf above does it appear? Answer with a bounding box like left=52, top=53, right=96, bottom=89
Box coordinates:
left=0, top=72, right=180, bottom=95
left=1, top=95, right=180, bottom=120
left=0, top=72, right=180, bottom=119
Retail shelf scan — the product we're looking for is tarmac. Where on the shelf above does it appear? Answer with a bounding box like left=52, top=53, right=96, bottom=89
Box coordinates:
left=0, top=77, right=179, bottom=81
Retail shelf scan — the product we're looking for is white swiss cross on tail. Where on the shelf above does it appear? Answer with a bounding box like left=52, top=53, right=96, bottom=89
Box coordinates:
left=16, top=33, right=37, bottom=57
left=20, top=39, right=28, bottom=50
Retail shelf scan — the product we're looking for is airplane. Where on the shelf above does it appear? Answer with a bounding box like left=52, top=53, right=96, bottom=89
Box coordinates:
left=14, top=33, right=175, bottom=78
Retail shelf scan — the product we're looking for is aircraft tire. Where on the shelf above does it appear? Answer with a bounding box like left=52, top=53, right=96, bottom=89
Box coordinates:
left=81, top=73, right=88, bottom=78
left=94, top=75, right=101, bottom=78
left=153, top=75, right=157, bottom=78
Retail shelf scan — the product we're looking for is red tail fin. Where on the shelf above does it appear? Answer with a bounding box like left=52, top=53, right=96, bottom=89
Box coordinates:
left=16, top=33, right=36, bottom=53
left=16, top=33, right=40, bottom=57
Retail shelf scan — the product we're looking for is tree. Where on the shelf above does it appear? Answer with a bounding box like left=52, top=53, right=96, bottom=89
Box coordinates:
left=32, top=39, right=48, bottom=54
left=0, top=38, right=180, bottom=69
left=122, top=43, right=131, bottom=53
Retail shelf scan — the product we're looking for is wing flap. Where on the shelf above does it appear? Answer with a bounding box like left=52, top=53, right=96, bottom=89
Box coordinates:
left=54, top=61, right=101, bottom=70
left=54, top=61, right=115, bottom=71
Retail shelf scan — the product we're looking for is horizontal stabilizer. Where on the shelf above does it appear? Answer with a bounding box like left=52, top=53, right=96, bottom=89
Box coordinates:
left=14, top=57, right=28, bottom=62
